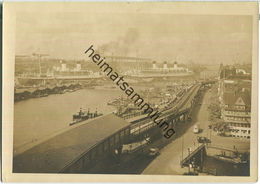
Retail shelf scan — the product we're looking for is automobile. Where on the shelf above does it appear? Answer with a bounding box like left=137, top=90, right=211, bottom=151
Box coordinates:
left=148, top=147, right=160, bottom=157
left=193, top=124, right=200, bottom=134
left=197, top=136, right=211, bottom=143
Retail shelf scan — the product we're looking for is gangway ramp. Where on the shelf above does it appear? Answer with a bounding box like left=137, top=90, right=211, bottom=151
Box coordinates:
left=180, top=144, right=206, bottom=167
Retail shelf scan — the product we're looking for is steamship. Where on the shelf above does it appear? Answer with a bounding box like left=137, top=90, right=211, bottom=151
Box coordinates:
left=69, top=108, right=103, bottom=126
left=140, top=61, right=195, bottom=77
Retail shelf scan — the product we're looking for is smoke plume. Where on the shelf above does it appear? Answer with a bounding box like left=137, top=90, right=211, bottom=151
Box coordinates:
left=97, top=28, right=139, bottom=56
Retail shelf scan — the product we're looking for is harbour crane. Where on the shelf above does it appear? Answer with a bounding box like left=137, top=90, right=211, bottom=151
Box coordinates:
left=32, top=53, right=49, bottom=76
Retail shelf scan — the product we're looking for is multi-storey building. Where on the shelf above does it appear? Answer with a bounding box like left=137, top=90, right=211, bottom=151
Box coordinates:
left=221, top=91, right=251, bottom=138
left=218, top=64, right=251, bottom=138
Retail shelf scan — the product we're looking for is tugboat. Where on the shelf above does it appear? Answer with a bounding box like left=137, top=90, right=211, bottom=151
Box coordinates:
left=69, top=108, right=103, bottom=126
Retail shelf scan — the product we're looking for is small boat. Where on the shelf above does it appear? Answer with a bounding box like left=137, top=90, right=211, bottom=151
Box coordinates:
left=34, top=93, right=49, bottom=98
left=67, top=89, right=76, bottom=92
left=41, top=93, right=49, bottom=97
left=107, top=99, right=117, bottom=105
left=69, top=108, right=103, bottom=126
left=58, top=90, right=65, bottom=94
left=107, top=98, right=120, bottom=106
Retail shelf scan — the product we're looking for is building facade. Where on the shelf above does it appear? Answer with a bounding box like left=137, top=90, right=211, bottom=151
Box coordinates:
left=221, top=91, right=251, bottom=138
left=218, top=65, right=251, bottom=139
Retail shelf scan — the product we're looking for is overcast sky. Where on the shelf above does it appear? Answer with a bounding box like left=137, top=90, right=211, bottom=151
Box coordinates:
left=16, top=11, right=252, bottom=64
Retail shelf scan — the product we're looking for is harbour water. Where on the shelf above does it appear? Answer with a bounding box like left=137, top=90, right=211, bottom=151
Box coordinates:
left=14, top=88, right=122, bottom=152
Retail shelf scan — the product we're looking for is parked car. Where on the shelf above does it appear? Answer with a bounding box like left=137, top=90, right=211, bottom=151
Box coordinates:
left=197, top=136, right=211, bottom=143
left=193, top=124, right=200, bottom=134
left=148, top=147, right=160, bottom=157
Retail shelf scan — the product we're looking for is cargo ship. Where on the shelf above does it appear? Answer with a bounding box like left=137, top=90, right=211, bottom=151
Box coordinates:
left=69, top=108, right=103, bottom=126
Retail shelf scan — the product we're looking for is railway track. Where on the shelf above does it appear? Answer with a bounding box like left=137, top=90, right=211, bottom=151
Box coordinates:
left=130, top=83, right=201, bottom=134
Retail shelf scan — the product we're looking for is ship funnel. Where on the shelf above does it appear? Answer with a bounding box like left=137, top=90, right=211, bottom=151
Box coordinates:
left=61, top=61, right=67, bottom=71
left=163, top=61, right=168, bottom=69
left=174, top=61, right=178, bottom=69
left=76, top=62, right=81, bottom=71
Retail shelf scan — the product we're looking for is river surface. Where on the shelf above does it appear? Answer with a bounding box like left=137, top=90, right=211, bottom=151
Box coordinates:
left=14, top=88, right=122, bottom=150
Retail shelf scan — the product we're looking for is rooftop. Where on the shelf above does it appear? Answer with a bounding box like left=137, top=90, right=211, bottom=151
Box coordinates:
left=223, top=91, right=251, bottom=108
left=224, top=80, right=251, bottom=93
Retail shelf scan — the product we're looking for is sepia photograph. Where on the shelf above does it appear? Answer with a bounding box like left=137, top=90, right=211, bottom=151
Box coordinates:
left=2, top=1, right=258, bottom=182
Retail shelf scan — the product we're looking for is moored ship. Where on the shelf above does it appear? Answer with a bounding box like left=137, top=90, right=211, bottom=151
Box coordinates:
left=69, top=108, right=103, bottom=126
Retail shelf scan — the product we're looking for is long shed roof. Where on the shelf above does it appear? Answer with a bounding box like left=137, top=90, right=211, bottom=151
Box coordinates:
left=13, top=113, right=130, bottom=173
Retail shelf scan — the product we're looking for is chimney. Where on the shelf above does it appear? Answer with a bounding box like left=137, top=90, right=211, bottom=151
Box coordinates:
left=152, top=61, right=157, bottom=69
left=163, top=61, right=168, bottom=70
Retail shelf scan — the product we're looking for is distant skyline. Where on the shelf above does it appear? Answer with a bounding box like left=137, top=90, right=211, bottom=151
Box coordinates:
left=16, top=11, right=252, bottom=65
